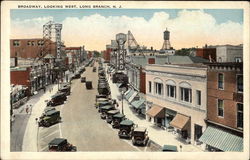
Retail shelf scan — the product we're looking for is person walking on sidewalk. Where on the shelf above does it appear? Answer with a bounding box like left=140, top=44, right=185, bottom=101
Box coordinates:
left=29, top=104, right=32, bottom=114
left=25, top=105, right=29, bottom=114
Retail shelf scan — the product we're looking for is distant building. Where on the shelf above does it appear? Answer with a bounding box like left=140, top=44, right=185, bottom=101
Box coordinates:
left=216, top=45, right=243, bottom=62
left=103, top=45, right=112, bottom=62
left=196, top=47, right=216, bottom=62
left=199, top=62, right=243, bottom=152
left=10, top=38, right=56, bottom=59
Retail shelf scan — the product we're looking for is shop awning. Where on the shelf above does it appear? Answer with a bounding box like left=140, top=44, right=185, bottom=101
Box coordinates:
left=125, top=89, right=135, bottom=100
left=170, top=113, right=190, bottom=130
left=146, top=105, right=165, bottom=118
left=128, top=91, right=138, bottom=103
left=131, top=99, right=145, bottom=109
left=199, top=126, right=243, bottom=152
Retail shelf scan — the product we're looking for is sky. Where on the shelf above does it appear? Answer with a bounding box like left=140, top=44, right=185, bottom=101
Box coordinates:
left=10, top=9, right=243, bottom=51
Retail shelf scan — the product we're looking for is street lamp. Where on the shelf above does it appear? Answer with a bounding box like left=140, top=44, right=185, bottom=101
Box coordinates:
left=121, top=91, right=124, bottom=115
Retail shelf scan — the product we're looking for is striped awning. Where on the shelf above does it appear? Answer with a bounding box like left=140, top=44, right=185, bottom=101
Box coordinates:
left=131, top=98, right=145, bottom=109
left=199, top=126, right=243, bottom=152
left=128, top=91, right=138, bottom=103
left=125, top=89, right=135, bottom=100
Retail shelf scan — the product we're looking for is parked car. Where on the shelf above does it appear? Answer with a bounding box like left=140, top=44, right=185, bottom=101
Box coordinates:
left=95, top=95, right=109, bottom=102
left=95, top=98, right=110, bottom=108
left=93, top=67, right=96, bottom=72
left=81, top=77, right=86, bottom=83
left=85, top=81, right=93, bottom=89
left=41, top=107, right=56, bottom=117
left=47, top=92, right=67, bottom=106
left=59, top=86, right=71, bottom=96
left=132, top=127, right=149, bottom=146
left=118, top=119, right=136, bottom=139
left=48, top=138, right=77, bottom=152
left=106, top=110, right=120, bottom=124
left=162, top=145, right=178, bottom=152
left=97, top=101, right=112, bottom=111
left=112, top=113, right=126, bottom=129
left=99, top=105, right=115, bottom=119
left=38, top=110, right=61, bottom=127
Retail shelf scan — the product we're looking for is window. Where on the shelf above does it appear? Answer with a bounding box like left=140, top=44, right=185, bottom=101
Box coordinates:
left=196, top=90, right=201, bottom=106
left=27, top=41, right=31, bottom=46
left=218, top=57, right=222, bottom=62
left=13, top=40, right=20, bottom=46
left=31, top=41, right=35, bottom=46
left=167, top=85, right=176, bottom=98
left=237, top=75, right=243, bottom=92
left=148, top=81, right=152, bottom=93
left=217, top=99, right=224, bottom=117
left=37, top=40, right=44, bottom=46
left=218, top=73, right=224, bottom=89
left=235, top=57, right=242, bottom=63
left=155, top=82, right=163, bottom=96
left=180, top=87, right=192, bottom=103
left=237, top=103, right=243, bottom=128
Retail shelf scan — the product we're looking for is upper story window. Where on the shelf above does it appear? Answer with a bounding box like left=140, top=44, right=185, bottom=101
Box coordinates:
left=196, top=90, right=201, bottom=106
left=180, top=87, right=192, bottom=103
left=148, top=81, right=152, bottom=93
left=27, top=41, right=32, bottom=46
left=37, top=40, right=44, bottom=46
left=166, top=80, right=176, bottom=99
left=155, top=82, right=163, bottom=96
left=217, top=99, right=224, bottom=117
left=237, top=75, right=243, bottom=92
left=179, top=82, right=192, bottom=103
left=31, top=41, right=35, bottom=46
left=237, top=103, right=243, bottom=129
left=235, top=57, right=242, bottom=63
left=13, top=40, right=20, bottom=47
left=218, top=73, right=224, bottom=90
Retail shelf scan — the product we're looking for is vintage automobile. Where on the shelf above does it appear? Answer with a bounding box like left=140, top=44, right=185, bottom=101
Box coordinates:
left=132, top=127, right=149, bottom=146
left=162, top=145, right=178, bottom=152
left=59, top=85, right=71, bottom=96
left=93, top=67, right=97, bottom=72
left=97, top=101, right=113, bottom=111
left=81, top=77, right=86, bottom=83
left=85, top=81, right=93, bottom=89
left=95, top=95, right=109, bottom=102
left=112, top=113, right=126, bottom=128
left=98, top=85, right=110, bottom=95
left=99, top=105, right=115, bottom=119
left=95, top=98, right=110, bottom=108
left=48, top=138, right=77, bottom=152
left=42, top=107, right=56, bottom=117
left=118, top=119, right=135, bottom=139
left=38, top=110, right=61, bottom=127
left=106, top=110, right=120, bottom=124
left=47, top=92, right=67, bottom=106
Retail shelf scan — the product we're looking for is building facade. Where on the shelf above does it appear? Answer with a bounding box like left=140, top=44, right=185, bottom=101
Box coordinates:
left=199, top=62, right=243, bottom=152
left=145, top=64, right=207, bottom=145
left=196, top=47, right=216, bottom=62
left=10, top=38, right=56, bottom=59
left=216, top=45, right=243, bottom=62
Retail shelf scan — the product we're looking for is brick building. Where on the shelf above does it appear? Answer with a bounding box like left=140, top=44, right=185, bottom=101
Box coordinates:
left=196, top=47, right=216, bottom=62
left=10, top=38, right=56, bottom=59
left=199, top=62, right=243, bottom=152
left=103, top=45, right=112, bottom=63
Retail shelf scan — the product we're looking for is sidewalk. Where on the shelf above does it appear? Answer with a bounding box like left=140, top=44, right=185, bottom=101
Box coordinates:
left=108, top=76, right=203, bottom=152
left=21, top=84, right=59, bottom=151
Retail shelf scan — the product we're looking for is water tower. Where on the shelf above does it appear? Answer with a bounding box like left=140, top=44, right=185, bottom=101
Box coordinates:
left=161, top=28, right=171, bottom=50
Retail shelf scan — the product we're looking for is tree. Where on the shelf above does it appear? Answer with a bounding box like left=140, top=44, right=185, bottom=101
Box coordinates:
left=93, top=51, right=100, bottom=57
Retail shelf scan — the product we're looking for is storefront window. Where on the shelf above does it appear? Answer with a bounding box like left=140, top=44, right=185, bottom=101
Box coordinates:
left=237, top=103, right=243, bottom=128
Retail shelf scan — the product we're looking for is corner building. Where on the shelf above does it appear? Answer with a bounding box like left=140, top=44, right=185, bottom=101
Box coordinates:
left=145, top=64, right=207, bottom=146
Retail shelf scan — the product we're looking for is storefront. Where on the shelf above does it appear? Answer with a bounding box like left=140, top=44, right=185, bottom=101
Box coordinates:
left=131, top=98, right=146, bottom=118
left=146, top=105, right=165, bottom=127
left=170, top=113, right=191, bottom=141
left=199, top=126, right=243, bottom=152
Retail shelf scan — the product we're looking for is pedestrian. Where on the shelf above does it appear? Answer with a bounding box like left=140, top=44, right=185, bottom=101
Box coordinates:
left=43, top=86, right=46, bottom=93
left=29, top=104, right=32, bottom=114
left=25, top=106, right=29, bottom=114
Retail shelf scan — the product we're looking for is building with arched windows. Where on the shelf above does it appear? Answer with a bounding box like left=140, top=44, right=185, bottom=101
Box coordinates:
left=145, top=64, right=207, bottom=148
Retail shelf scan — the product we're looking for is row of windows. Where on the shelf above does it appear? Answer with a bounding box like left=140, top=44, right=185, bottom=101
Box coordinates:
left=148, top=81, right=202, bottom=106
left=13, top=40, right=45, bottom=47
left=217, top=73, right=243, bottom=92
left=217, top=100, right=243, bottom=129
